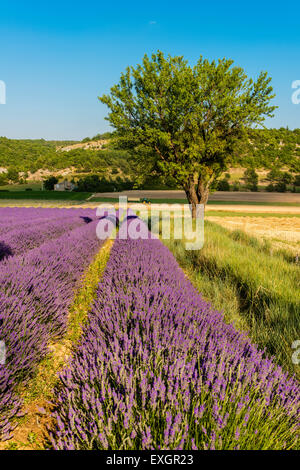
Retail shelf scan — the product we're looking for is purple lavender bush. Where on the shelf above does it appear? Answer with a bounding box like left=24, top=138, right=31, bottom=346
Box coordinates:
left=0, top=208, right=104, bottom=440
left=0, top=215, right=90, bottom=260
left=0, top=207, right=95, bottom=237
left=50, top=223, right=299, bottom=450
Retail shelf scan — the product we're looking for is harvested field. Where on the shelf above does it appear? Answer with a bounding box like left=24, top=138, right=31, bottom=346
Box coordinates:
left=207, top=216, right=300, bottom=255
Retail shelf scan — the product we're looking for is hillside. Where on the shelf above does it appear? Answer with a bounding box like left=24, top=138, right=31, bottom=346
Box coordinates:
left=0, top=133, right=135, bottom=182
left=237, top=128, right=300, bottom=172
left=0, top=128, right=299, bottom=187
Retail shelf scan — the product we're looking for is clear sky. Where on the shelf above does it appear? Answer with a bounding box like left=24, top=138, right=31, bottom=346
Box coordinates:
left=0, top=0, right=299, bottom=140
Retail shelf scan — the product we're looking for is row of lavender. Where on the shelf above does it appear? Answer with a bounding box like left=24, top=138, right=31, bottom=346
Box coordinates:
left=0, top=208, right=95, bottom=260
left=0, top=207, right=90, bottom=231
left=0, top=208, right=104, bottom=440
left=50, top=220, right=300, bottom=450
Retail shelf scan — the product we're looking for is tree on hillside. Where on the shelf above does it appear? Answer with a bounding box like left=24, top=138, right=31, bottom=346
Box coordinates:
left=293, top=174, right=300, bottom=189
left=0, top=174, right=8, bottom=186
left=266, top=168, right=293, bottom=192
left=44, top=176, right=58, bottom=190
left=216, top=178, right=230, bottom=191
left=99, top=51, right=276, bottom=217
left=243, top=168, right=259, bottom=191
left=6, top=168, right=19, bottom=184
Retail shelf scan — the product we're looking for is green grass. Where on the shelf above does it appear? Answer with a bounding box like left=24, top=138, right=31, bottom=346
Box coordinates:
left=0, top=191, right=92, bottom=200
left=0, top=183, right=43, bottom=191
left=206, top=211, right=300, bottom=218
left=87, top=197, right=121, bottom=203
left=164, top=220, right=300, bottom=379
left=207, top=200, right=300, bottom=207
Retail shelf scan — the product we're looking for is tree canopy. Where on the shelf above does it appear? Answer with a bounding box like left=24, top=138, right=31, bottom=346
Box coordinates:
left=99, top=51, right=277, bottom=215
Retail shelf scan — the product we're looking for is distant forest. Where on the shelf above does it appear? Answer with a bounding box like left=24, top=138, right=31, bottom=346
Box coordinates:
left=237, top=128, right=300, bottom=172
left=0, top=128, right=299, bottom=178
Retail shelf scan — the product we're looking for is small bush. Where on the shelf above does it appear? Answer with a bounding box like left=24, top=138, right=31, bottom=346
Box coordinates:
left=44, top=176, right=59, bottom=190
left=249, top=183, right=258, bottom=192
left=274, top=182, right=287, bottom=192
left=243, top=168, right=258, bottom=191
left=232, top=182, right=240, bottom=191
left=216, top=179, right=230, bottom=191
left=266, top=183, right=274, bottom=192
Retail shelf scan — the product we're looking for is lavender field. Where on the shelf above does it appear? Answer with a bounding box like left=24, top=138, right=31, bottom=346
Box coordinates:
left=0, top=208, right=299, bottom=450
left=0, top=207, right=103, bottom=442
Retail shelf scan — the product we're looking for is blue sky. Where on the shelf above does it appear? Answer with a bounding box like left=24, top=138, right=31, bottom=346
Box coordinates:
left=0, top=0, right=299, bottom=140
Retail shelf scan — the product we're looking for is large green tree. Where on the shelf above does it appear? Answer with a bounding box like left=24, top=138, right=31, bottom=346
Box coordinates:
left=99, top=51, right=276, bottom=216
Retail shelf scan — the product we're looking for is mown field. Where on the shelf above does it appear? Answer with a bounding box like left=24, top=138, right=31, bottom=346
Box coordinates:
left=0, top=206, right=299, bottom=450
left=0, top=191, right=92, bottom=200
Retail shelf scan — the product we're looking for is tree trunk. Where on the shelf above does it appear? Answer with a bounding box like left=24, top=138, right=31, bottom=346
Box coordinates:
left=184, top=177, right=211, bottom=218
left=197, top=180, right=210, bottom=206
left=184, top=179, right=199, bottom=219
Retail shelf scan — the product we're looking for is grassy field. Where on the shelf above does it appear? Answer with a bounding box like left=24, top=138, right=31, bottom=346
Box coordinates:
left=0, top=191, right=92, bottom=200
left=207, top=214, right=300, bottom=255
left=0, top=183, right=43, bottom=191
left=164, top=219, right=300, bottom=380
left=205, top=210, right=300, bottom=218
